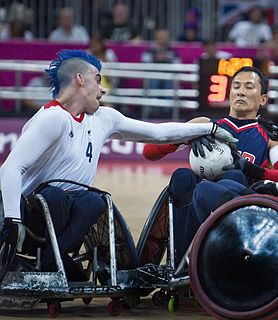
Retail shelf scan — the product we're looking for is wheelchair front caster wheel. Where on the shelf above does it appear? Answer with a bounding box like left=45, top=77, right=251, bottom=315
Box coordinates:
left=82, top=297, right=93, bottom=305
left=168, top=296, right=179, bottom=312
left=107, top=300, right=123, bottom=316
left=47, top=301, right=61, bottom=318
left=152, top=291, right=168, bottom=306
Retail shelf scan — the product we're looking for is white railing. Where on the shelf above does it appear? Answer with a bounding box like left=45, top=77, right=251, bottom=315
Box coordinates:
left=0, top=60, right=199, bottom=119
left=0, top=60, right=277, bottom=119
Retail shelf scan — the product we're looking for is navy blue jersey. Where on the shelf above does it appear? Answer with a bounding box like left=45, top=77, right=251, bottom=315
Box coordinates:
left=214, top=116, right=269, bottom=167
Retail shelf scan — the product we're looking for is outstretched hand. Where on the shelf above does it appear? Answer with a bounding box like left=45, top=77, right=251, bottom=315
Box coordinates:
left=190, top=123, right=238, bottom=158
left=210, top=123, right=238, bottom=144
left=0, top=218, right=25, bottom=265
left=190, top=135, right=215, bottom=158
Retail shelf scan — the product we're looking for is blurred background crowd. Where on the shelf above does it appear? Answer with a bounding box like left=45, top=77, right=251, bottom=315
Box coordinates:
left=0, top=0, right=278, bottom=122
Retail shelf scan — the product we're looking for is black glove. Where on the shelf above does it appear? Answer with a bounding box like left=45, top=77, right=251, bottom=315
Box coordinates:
left=223, top=156, right=265, bottom=179
left=250, top=180, right=278, bottom=196
left=0, top=218, right=25, bottom=265
left=190, top=135, right=215, bottom=158
left=257, top=115, right=278, bottom=141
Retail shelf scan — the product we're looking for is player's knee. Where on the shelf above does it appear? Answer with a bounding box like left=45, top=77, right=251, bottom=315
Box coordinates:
left=169, top=168, right=199, bottom=206
left=222, top=169, right=247, bottom=186
left=169, top=168, right=198, bottom=195
left=194, top=180, right=213, bottom=201
left=78, top=191, right=106, bottom=217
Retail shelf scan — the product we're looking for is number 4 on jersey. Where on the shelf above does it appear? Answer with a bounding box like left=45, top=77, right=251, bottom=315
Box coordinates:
left=86, top=142, right=93, bottom=162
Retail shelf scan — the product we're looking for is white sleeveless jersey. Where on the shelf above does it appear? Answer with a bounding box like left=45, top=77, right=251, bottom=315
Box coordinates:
left=1, top=100, right=214, bottom=219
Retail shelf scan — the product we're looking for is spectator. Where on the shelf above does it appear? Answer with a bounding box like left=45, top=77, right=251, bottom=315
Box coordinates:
left=9, top=20, right=33, bottom=40
left=228, top=6, right=273, bottom=47
left=49, top=7, right=89, bottom=43
left=177, top=25, right=200, bottom=42
left=100, top=2, right=140, bottom=42
left=200, top=39, right=232, bottom=60
left=0, top=1, right=33, bottom=40
left=177, top=7, right=201, bottom=42
left=142, top=28, right=180, bottom=68
left=87, top=33, right=117, bottom=64
left=87, top=33, right=118, bottom=89
left=141, top=28, right=181, bottom=118
left=141, top=28, right=181, bottom=86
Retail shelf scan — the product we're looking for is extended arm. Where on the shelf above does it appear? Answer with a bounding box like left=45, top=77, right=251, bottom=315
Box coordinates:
left=109, top=111, right=215, bottom=144
left=141, top=116, right=213, bottom=160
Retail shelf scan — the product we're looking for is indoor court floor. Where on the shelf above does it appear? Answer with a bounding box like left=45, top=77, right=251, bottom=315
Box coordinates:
left=0, top=160, right=213, bottom=319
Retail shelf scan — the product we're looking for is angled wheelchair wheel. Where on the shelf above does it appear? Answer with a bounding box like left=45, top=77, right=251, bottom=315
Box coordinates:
left=137, top=186, right=169, bottom=267
left=189, top=195, right=278, bottom=320
left=84, top=203, right=138, bottom=285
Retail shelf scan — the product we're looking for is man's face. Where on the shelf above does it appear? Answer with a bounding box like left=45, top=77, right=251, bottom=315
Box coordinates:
left=229, top=71, right=267, bottom=117
left=155, top=29, right=169, bottom=47
left=81, top=66, right=105, bottom=114
left=113, top=4, right=129, bottom=25
left=59, top=9, right=74, bottom=30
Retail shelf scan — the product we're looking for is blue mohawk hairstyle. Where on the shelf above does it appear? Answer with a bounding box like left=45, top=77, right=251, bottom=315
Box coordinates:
left=45, top=49, right=102, bottom=98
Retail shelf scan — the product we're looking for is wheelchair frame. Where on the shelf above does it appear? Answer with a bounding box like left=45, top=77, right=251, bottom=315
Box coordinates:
left=136, top=187, right=278, bottom=318
left=0, top=181, right=140, bottom=317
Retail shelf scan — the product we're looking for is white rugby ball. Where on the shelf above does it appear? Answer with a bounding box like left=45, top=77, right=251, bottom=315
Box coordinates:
left=189, top=140, right=233, bottom=180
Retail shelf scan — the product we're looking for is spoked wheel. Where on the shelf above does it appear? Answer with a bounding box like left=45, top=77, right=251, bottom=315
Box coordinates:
left=137, top=186, right=169, bottom=267
left=189, top=195, right=278, bottom=320
left=85, top=202, right=138, bottom=285
left=136, top=186, right=169, bottom=296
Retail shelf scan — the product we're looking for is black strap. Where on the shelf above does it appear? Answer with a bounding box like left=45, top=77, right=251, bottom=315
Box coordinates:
left=32, top=179, right=110, bottom=197
left=257, top=115, right=278, bottom=141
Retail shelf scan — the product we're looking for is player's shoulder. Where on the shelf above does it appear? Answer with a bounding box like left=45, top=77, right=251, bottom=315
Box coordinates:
left=97, top=106, right=125, bottom=120
left=38, top=103, right=68, bottom=122
left=26, top=101, right=70, bottom=131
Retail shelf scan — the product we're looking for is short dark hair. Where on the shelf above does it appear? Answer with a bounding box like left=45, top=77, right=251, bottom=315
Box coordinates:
left=231, top=66, right=269, bottom=94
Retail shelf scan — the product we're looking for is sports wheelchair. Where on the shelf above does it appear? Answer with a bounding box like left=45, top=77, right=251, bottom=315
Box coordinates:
left=136, top=186, right=278, bottom=319
left=0, top=180, right=140, bottom=317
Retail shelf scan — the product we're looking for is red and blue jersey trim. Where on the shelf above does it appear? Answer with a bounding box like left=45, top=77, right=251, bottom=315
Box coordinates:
left=44, top=99, right=85, bottom=123
left=217, top=118, right=268, bottom=142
